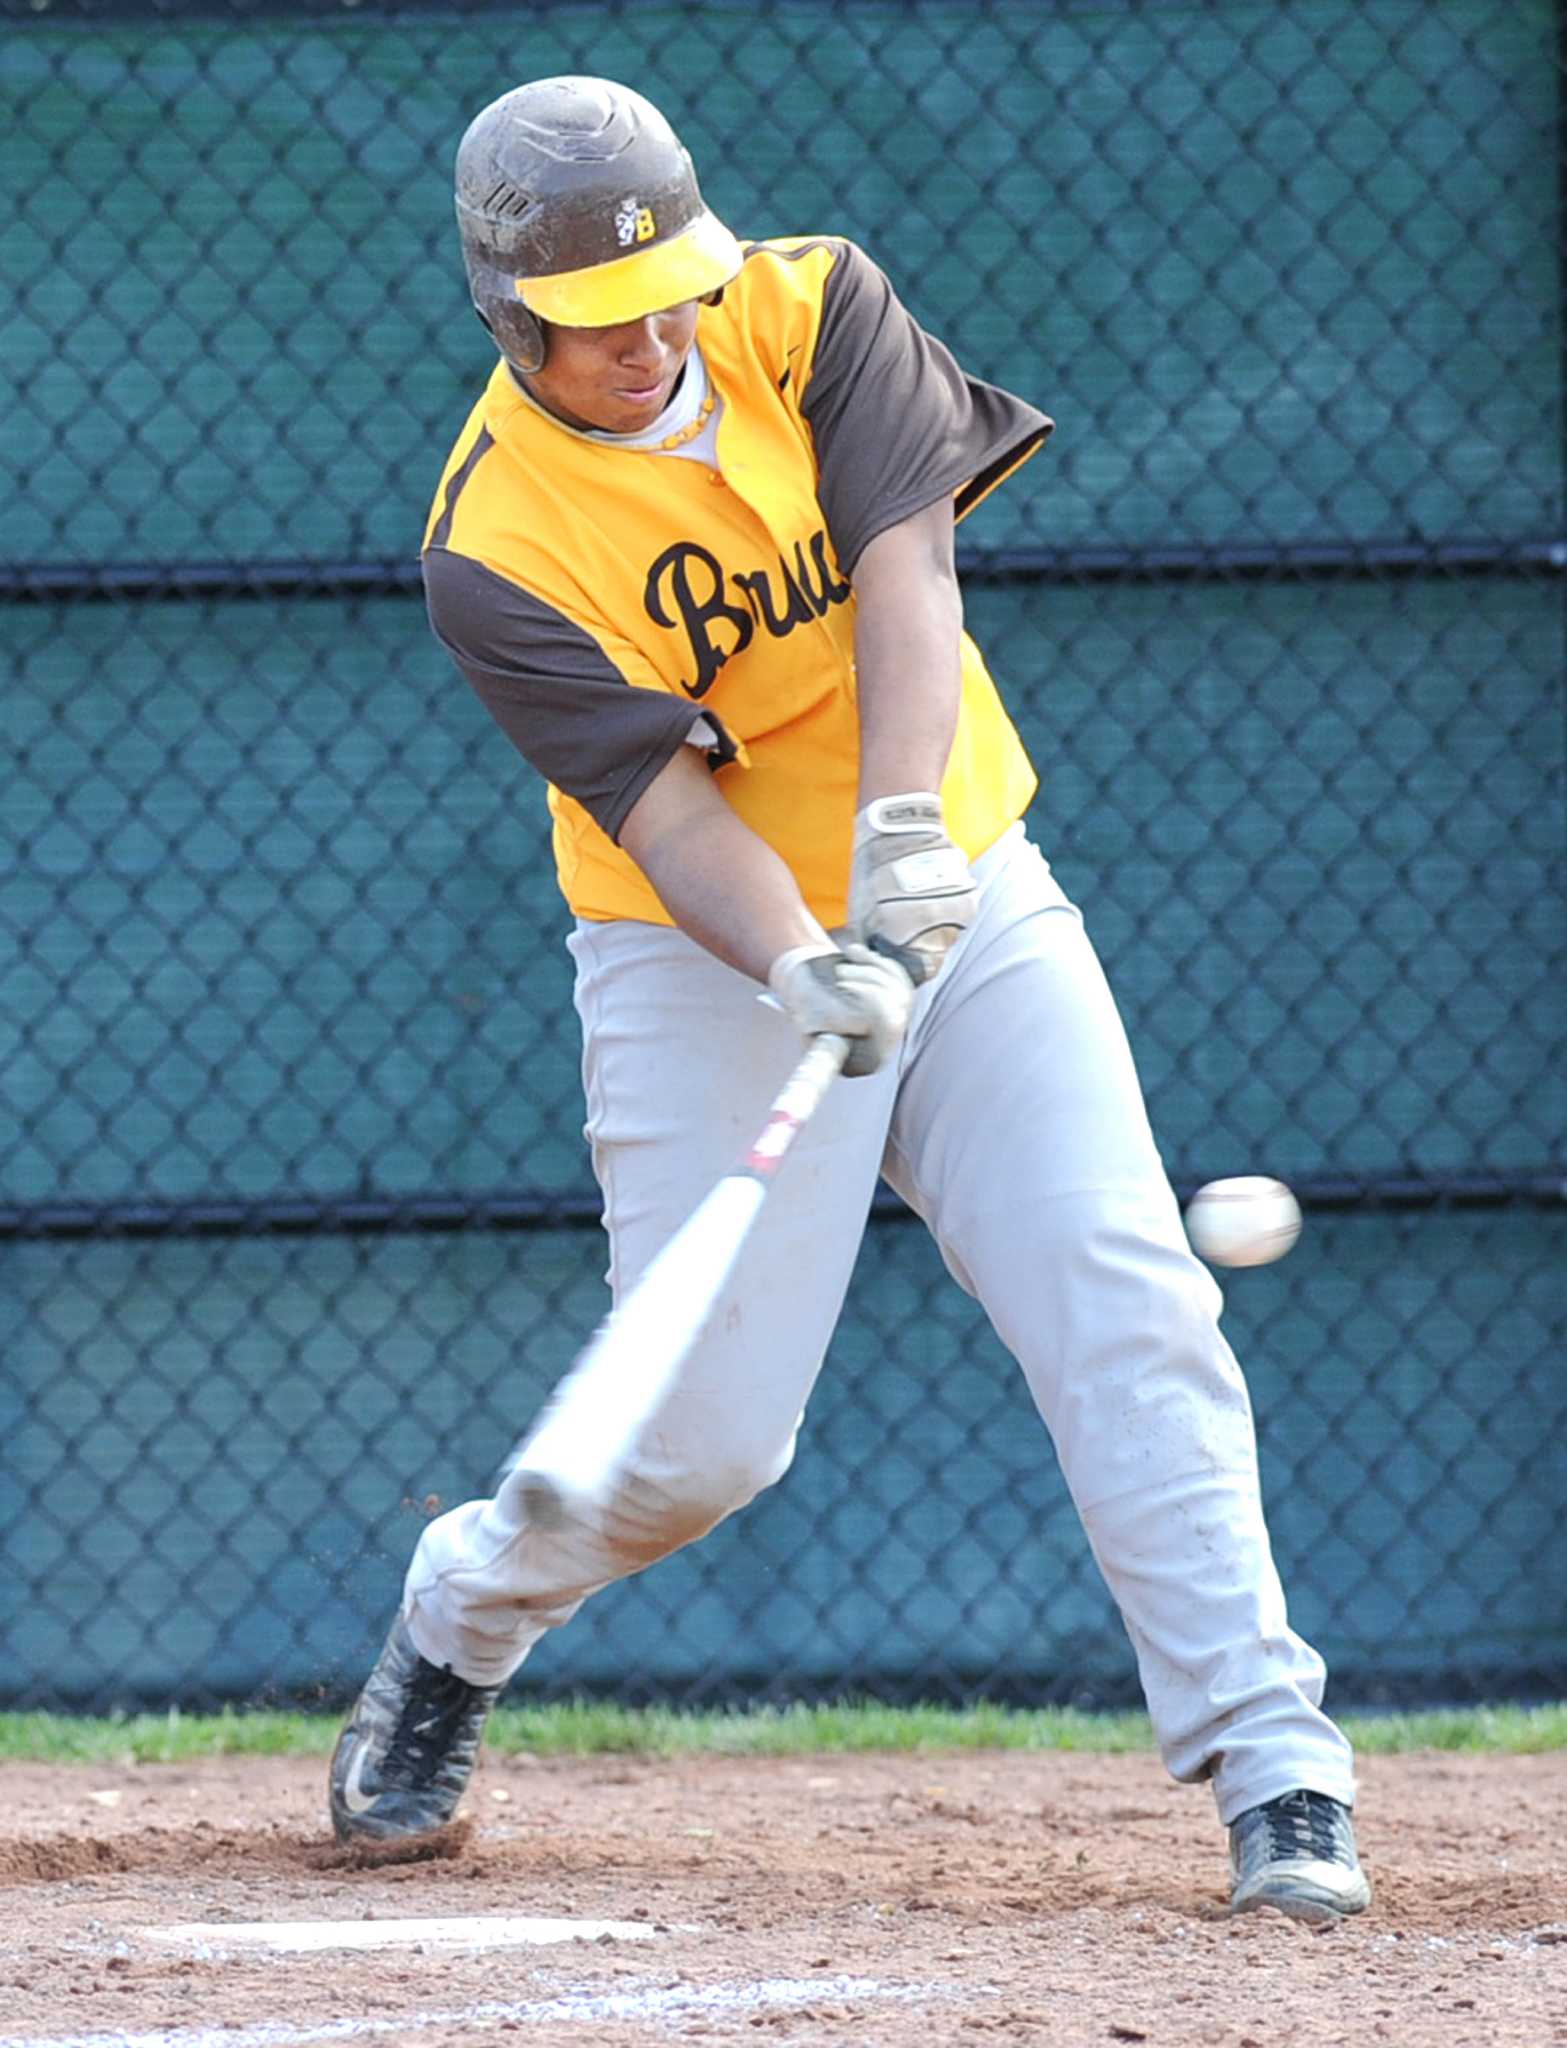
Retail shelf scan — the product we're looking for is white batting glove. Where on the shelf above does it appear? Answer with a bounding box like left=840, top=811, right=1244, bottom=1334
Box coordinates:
left=848, top=793, right=978, bottom=987
left=766, top=943, right=914, bottom=1078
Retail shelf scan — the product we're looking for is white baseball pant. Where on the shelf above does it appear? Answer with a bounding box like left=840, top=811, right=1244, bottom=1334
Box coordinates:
left=403, top=826, right=1356, bottom=1824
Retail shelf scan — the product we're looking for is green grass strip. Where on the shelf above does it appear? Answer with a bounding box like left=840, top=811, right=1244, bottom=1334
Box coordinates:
left=1, top=1699, right=1562, bottom=1767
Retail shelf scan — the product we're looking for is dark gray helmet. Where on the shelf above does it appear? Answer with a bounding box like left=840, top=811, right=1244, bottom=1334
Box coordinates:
left=454, top=76, right=743, bottom=373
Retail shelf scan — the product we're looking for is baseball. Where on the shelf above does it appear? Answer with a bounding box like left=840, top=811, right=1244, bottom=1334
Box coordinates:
left=1184, top=1176, right=1302, bottom=1267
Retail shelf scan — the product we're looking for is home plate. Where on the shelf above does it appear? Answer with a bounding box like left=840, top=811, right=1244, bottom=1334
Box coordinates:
left=144, top=1914, right=667, bottom=1953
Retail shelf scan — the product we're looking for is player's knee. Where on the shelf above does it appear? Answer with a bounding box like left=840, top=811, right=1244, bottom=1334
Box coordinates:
left=1042, top=1181, right=1212, bottom=1290
left=722, top=1428, right=799, bottom=1509
left=668, top=1431, right=799, bottom=1526
left=600, top=1431, right=799, bottom=1565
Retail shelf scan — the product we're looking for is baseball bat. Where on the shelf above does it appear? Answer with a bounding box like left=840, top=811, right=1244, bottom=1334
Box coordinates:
left=500, top=1031, right=850, bottom=1525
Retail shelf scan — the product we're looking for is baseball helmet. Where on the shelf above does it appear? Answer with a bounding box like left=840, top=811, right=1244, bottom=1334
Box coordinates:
left=454, top=76, right=743, bottom=373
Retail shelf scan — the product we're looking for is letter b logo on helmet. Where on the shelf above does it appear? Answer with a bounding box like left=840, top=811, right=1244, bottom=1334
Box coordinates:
left=454, top=76, right=743, bottom=373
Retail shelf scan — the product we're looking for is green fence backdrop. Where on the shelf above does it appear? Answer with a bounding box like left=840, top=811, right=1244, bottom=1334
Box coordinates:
left=4, top=0, right=1565, bottom=1713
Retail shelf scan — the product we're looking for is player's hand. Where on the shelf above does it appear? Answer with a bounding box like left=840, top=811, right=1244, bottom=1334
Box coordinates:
left=767, top=943, right=914, bottom=1077
left=847, top=793, right=978, bottom=987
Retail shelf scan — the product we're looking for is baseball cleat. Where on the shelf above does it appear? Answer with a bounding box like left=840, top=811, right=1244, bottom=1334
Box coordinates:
left=328, top=1616, right=501, bottom=1843
left=1228, top=1789, right=1371, bottom=1922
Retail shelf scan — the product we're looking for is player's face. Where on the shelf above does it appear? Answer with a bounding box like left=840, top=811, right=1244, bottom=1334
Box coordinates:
left=526, top=302, right=702, bottom=434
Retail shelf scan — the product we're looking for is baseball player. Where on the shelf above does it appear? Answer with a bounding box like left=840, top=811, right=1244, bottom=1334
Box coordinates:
left=329, top=75, right=1369, bottom=1921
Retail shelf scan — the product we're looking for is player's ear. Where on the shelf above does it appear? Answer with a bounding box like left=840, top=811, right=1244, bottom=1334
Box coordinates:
left=700, top=287, right=725, bottom=308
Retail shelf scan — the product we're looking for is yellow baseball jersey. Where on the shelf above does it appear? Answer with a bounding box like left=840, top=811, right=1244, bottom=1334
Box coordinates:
left=423, top=237, right=1052, bottom=927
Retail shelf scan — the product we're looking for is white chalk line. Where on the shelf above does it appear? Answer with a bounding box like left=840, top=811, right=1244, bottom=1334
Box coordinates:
left=0, top=1974, right=957, bottom=2048
left=143, top=1914, right=667, bottom=1953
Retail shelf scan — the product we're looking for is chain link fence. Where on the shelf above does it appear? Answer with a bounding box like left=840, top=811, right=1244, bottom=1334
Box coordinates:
left=5, top=0, right=1564, bottom=1715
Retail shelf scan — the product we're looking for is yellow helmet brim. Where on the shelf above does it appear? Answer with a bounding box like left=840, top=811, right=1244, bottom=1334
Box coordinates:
left=517, top=211, right=743, bottom=329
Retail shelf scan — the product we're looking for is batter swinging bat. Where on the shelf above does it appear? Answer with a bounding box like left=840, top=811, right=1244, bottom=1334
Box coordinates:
left=500, top=1030, right=851, bottom=1527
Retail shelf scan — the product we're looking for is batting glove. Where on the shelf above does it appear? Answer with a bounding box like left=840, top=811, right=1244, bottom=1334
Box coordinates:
left=767, top=943, right=914, bottom=1077
left=847, top=793, right=978, bottom=987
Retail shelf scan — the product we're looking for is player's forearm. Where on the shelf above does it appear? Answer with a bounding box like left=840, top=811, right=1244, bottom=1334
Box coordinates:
left=851, top=498, right=965, bottom=803
left=642, top=817, right=831, bottom=981
left=620, top=750, right=830, bottom=982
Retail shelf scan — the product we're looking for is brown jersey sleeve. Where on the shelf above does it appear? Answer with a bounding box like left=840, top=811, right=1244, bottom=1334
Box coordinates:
left=423, top=547, right=738, bottom=842
left=798, top=239, right=1052, bottom=571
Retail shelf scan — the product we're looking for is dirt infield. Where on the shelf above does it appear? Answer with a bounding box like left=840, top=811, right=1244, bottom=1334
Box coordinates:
left=0, top=1748, right=1562, bottom=2047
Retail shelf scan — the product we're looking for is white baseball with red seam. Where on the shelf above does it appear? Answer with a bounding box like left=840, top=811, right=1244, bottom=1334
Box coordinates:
left=1184, top=1176, right=1302, bottom=1267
